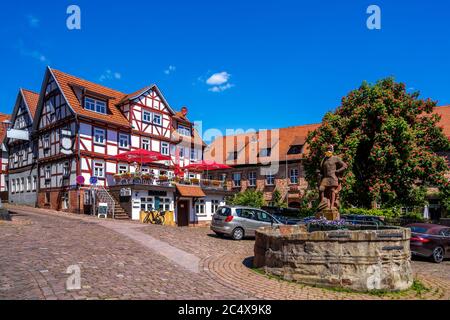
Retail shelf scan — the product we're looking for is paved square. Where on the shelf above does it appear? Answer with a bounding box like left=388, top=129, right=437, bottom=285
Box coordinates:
left=1, top=206, right=449, bottom=300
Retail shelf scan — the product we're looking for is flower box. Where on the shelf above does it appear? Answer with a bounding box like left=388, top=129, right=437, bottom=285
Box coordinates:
left=159, top=175, right=169, bottom=181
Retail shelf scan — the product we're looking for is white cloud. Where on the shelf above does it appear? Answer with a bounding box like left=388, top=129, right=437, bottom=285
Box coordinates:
left=208, top=83, right=235, bottom=93
left=206, top=72, right=231, bottom=86
left=205, top=71, right=234, bottom=92
left=99, top=69, right=122, bottom=82
left=27, top=15, right=40, bottom=28
left=164, top=65, right=176, bottom=75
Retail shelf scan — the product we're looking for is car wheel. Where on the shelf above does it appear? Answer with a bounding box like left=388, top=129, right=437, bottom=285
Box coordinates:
left=432, top=246, right=445, bottom=263
left=232, top=228, right=244, bottom=241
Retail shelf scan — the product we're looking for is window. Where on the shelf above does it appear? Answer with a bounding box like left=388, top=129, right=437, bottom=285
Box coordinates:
left=179, top=147, right=185, bottom=158
left=43, top=134, right=50, bottom=149
left=190, top=149, right=197, bottom=161
left=11, top=180, right=15, bottom=193
left=177, top=125, right=191, bottom=136
left=195, top=199, right=206, bottom=215
left=20, top=178, right=24, bottom=192
left=93, top=161, right=105, bottom=178
left=85, top=97, right=107, bottom=114
left=287, top=145, right=304, bottom=155
left=290, top=168, right=299, bottom=184
left=143, top=110, right=152, bottom=123
left=63, top=162, right=70, bottom=177
left=258, top=148, right=272, bottom=157
left=158, top=198, right=171, bottom=211
left=266, top=173, right=275, bottom=186
left=211, top=200, right=220, bottom=213
left=45, top=166, right=51, bottom=180
left=140, top=197, right=154, bottom=211
left=256, top=210, right=273, bottom=223
left=61, top=192, right=69, bottom=210
left=26, top=176, right=31, bottom=192
left=153, top=114, right=162, bottom=125
left=118, top=164, right=128, bottom=174
left=236, top=208, right=257, bottom=220
left=248, top=172, right=256, bottom=187
left=142, top=138, right=150, bottom=150
left=232, top=173, right=241, bottom=188
left=119, top=134, right=130, bottom=149
left=94, top=128, right=106, bottom=145
left=161, top=142, right=169, bottom=156
left=32, top=176, right=37, bottom=191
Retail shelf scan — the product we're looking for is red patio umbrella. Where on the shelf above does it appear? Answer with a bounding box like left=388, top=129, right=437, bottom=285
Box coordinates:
left=112, top=149, right=171, bottom=171
left=184, top=160, right=232, bottom=180
left=184, top=160, right=232, bottom=171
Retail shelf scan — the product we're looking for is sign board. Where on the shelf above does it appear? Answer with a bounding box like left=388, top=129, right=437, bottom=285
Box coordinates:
left=60, top=129, right=74, bottom=155
left=7, top=129, right=29, bottom=141
left=120, top=188, right=132, bottom=197
left=76, top=176, right=85, bottom=185
left=90, top=177, right=98, bottom=185
left=148, top=190, right=168, bottom=197
left=98, top=203, right=108, bottom=219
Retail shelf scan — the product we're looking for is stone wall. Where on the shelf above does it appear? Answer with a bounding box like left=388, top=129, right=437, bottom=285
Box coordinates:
left=254, top=225, right=413, bottom=292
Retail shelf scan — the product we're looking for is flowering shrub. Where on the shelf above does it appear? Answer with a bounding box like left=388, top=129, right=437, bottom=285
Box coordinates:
left=304, top=78, right=450, bottom=210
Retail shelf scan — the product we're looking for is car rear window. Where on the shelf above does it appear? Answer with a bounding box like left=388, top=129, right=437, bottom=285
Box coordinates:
left=216, top=207, right=231, bottom=216
left=409, top=226, right=429, bottom=234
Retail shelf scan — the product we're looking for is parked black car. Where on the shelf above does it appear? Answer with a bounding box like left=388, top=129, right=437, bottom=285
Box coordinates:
left=341, top=215, right=387, bottom=227
left=406, top=223, right=450, bottom=263
left=261, top=206, right=300, bottom=217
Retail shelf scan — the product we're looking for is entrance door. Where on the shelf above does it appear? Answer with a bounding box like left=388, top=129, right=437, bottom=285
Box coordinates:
left=177, top=200, right=190, bottom=227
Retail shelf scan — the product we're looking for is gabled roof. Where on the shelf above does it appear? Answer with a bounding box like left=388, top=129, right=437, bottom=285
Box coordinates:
left=205, top=123, right=320, bottom=165
left=175, top=184, right=206, bottom=197
left=21, top=89, right=39, bottom=118
left=48, top=68, right=130, bottom=127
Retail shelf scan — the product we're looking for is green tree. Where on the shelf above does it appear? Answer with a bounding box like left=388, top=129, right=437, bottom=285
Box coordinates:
left=272, top=189, right=287, bottom=208
left=229, top=189, right=265, bottom=208
left=304, top=78, right=450, bottom=210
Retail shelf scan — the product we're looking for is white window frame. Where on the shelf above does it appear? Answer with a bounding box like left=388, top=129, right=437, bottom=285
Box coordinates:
left=26, top=176, right=31, bottom=192
left=211, top=200, right=220, bottom=213
left=43, top=134, right=50, bottom=149
left=118, top=133, right=130, bottom=149
left=93, top=128, right=106, bottom=145
left=195, top=199, right=206, bottom=215
left=63, top=162, right=70, bottom=177
left=177, top=125, right=191, bottom=136
left=20, top=177, right=24, bottom=192
left=152, top=113, right=162, bottom=125
left=190, top=148, right=197, bottom=161
left=143, top=110, right=152, bottom=123
left=118, top=164, right=129, bottom=174
left=45, top=166, right=51, bottom=180
left=233, top=173, right=241, bottom=188
left=161, top=142, right=169, bottom=156
left=248, top=171, right=256, bottom=187
left=290, top=168, right=299, bottom=184
left=142, top=138, right=150, bottom=150
left=140, top=197, right=154, bottom=211
left=266, top=173, right=275, bottom=186
left=11, top=180, right=15, bottom=193
left=85, top=97, right=107, bottom=114
left=32, top=176, right=37, bottom=191
left=93, top=161, right=105, bottom=178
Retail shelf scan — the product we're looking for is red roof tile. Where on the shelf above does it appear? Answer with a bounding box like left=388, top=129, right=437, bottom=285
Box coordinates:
left=0, top=113, right=11, bottom=143
left=21, top=89, right=39, bottom=118
left=175, top=184, right=206, bottom=197
left=50, top=68, right=130, bottom=127
left=433, top=105, right=450, bottom=139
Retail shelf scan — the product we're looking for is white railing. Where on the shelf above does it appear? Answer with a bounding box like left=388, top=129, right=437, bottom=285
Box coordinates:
left=94, top=186, right=115, bottom=219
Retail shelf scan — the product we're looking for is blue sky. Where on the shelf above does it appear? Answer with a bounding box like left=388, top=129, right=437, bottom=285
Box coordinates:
left=1, top=0, right=450, bottom=139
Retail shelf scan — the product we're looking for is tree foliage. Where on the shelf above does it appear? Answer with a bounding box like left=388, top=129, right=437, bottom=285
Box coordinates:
left=304, top=78, right=450, bottom=209
left=229, top=189, right=265, bottom=208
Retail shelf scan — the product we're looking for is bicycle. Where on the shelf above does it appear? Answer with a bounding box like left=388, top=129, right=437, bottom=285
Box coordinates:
left=143, top=210, right=166, bottom=225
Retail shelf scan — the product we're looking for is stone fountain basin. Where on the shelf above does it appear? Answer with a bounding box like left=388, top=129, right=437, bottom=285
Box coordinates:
left=254, top=225, right=413, bottom=292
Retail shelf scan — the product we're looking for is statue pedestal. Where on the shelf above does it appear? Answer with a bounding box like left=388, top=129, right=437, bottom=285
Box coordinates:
left=315, top=208, right=340, bottom=221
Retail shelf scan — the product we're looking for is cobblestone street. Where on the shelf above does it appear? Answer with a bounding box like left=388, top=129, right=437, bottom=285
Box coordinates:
left=1, top=206, right=449, bottom=300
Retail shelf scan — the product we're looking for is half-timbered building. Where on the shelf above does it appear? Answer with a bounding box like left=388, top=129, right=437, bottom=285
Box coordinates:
left=31, top=67, right=229, bottom=225
left=0, top=113, right=11, bottom=199
left=6, top=89, right=39, bottom=206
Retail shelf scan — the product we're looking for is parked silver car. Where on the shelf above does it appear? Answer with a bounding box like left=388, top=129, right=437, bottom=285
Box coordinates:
left=210, top=206, right=282, bottom=240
